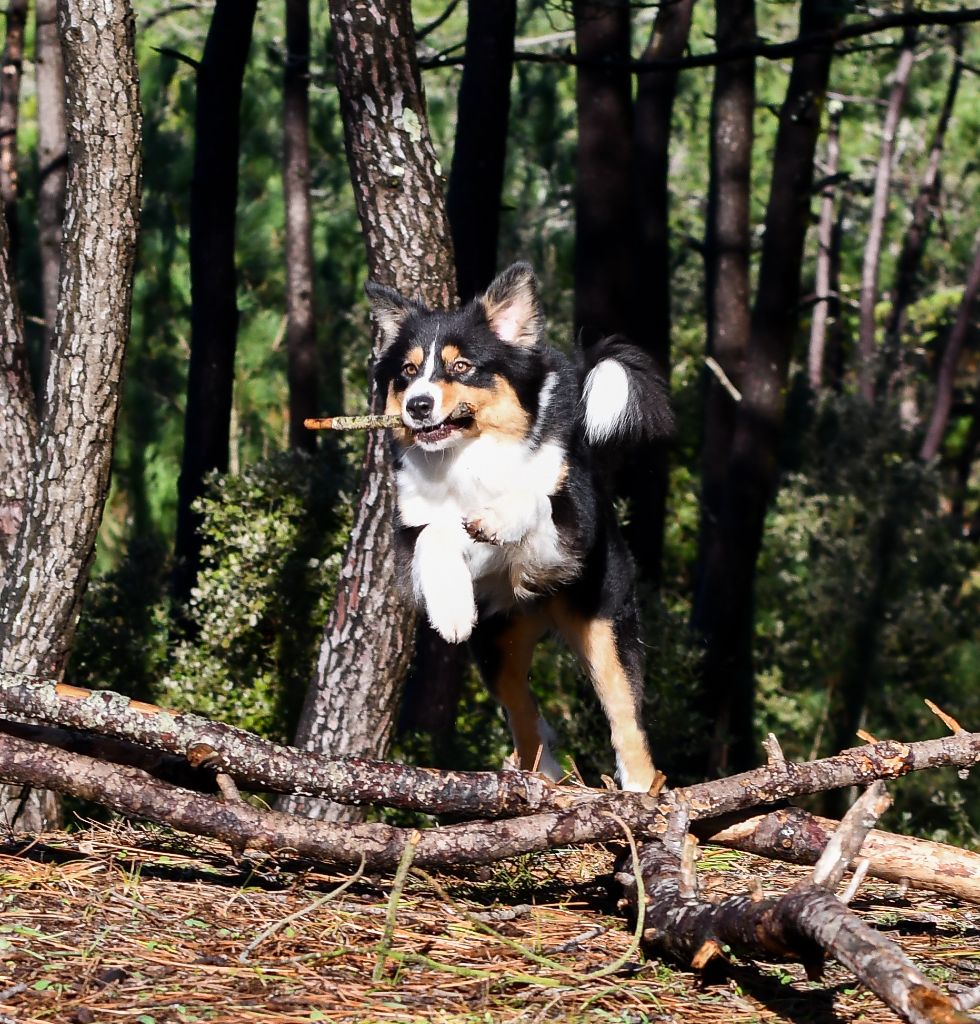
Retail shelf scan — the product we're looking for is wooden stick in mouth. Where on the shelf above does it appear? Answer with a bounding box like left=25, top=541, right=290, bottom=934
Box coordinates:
left=304, top=404, right=475, bottom=432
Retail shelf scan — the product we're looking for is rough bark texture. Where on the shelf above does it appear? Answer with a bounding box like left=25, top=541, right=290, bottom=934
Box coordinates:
left=919, top=237, right=980, bottom=462
left=695, top=0, right=755, bottom=660
left=857, top=31, right=916, bottom=403
left=173, top=0, right=258, bottom=605
left=0, top=210, right=35, bottom=569
left=620, top=0, right=694, bottom=587
left=808, top=104, right=842, bottom=391
left=283, top=0, right=319, bottom=453
left=707, top=807, right=980, bottom=903
left=572, top=0, right=632, bottom=344
left=0, top=0, right=26, bottom=252
left=885, top=30, right=963, bottom=349
left=693, top=0, right=843, bottom=775
left=446, top=0, right=517, bottom=301
left=282, top=0, right=456, bottom=823
left=0, top=0, right=141, bottom=679
left=35, top=0, right=68, bottom=387
left=3, top=676, right=979, bottom=825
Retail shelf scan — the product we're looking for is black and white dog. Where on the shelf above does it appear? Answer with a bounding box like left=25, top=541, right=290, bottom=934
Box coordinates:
left=369, top=263, right=672, bottom=791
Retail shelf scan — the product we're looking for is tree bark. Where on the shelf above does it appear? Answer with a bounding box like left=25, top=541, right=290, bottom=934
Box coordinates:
left=619, top=0, right=694, bottom=587
left=857, top=27, right=916, bottom=403
left=35, top=0, right=67, bottom=391
left=919, top=236, right=980, bottom=463
left=446, top=0, right=517, bottom=302
left=281, top=0, right=456, bottom=823
left=173, top=0, right=258, bottom=606
left=0, top=0, right=141, bottom=831
left=694, top=0, right=843, bottom=775
left=695, top=0, right=755, bottom=658
left=283, top=0, right=319, bottom=453
left=572, top=0, right=632, bottom=344
left=0, top=0, right=26, bottom=252
left=808, top=103, right=842, bottom=392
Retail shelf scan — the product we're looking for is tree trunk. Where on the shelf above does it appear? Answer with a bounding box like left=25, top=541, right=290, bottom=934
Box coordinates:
left=919, top=236, right=980, bottom=463
left=281, top=0, right=456, bottom=823
left=0, top=0, right=142, bottom=830
left=808, top=103, right=842, bottom=391
left=695, top=0, right=843, bottom=775
left=572, top=0, right=632, bottom=345
left=857, top=27, right=916, bottom=403
left=694, top=0, right=755, bottom=652
left=283, top=0, right=319, bottom=453
left=446, top=0, right=517, bottom=302
left=884, top=28, right=963, bottom=348
left=620, top=0, right=694, bottom=588
left=35, top=0, right=67, bottom=392
left=172, top=0, right=258, bottom=606
left=0, top=0, right=27, bottom=251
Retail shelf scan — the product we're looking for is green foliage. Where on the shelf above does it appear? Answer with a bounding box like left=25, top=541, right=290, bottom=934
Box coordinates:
left=73, top=450, right=352, bottom=742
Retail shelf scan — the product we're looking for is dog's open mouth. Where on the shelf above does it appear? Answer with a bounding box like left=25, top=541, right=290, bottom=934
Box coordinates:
left=411, top=404, right=475, bottom=445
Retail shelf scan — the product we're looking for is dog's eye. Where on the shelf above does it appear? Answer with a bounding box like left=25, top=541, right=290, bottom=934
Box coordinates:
left=402, top=362, right=419, bottom=377
left=451, top=359, right=473, bottom=375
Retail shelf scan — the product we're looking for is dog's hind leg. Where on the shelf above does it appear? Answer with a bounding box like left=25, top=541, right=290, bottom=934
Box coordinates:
left=552, top=598, right=656, bottom=792
left=470, top=609, right=563, bottom=780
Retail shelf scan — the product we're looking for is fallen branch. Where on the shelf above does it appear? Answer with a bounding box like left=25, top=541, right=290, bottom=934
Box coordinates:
left=2, top=676, right=978, bottom=823
left=706, top=806, right=980, bottom=903
left=619, top=785, right=976, bottom=1024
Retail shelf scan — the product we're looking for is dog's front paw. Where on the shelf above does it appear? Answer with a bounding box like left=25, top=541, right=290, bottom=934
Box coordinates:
left=427, top=588, right=478, bottom=643
left=463, top=508, right=525, bottom=546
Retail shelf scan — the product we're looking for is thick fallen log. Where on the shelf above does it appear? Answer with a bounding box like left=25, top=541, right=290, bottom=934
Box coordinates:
left=2, top=675, right=978, bottom=821
left=619, top=786, right=977, bottom=1024
left=706, top=806, right=980, bottom=903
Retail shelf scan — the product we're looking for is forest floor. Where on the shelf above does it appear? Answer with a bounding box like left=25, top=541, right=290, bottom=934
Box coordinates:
left=1, top=818, right=978, bottom=1024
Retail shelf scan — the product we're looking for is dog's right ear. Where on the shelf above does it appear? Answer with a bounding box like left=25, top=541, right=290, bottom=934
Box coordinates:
left=365, top=281, right=424, bottom=352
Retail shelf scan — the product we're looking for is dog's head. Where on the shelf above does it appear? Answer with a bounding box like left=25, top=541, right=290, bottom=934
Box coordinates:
left=369, top=263, right=547, bottom=452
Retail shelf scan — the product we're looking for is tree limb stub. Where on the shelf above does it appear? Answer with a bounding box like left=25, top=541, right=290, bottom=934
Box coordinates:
left=1, top=676, right=978, bottom=823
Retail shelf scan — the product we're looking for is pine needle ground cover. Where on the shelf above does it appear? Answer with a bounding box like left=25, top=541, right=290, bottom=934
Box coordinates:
left=1, top=820, right=977, bottom=1024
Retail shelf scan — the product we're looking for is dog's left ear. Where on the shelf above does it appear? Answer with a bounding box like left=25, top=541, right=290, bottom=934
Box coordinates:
left=480, top=262, right=543, bottom=347
left=365, top=281, right=425, bottom=352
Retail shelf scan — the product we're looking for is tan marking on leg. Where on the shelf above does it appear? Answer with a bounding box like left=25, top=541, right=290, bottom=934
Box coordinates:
left=551, top=601, right=656, bottom=791
left=487, top=611, right=550, bottom=771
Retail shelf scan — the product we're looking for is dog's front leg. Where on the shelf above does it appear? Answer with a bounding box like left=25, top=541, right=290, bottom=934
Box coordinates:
left=412, top=523, right=477, bottom=643
left=463, top=492, right=550, bottom=546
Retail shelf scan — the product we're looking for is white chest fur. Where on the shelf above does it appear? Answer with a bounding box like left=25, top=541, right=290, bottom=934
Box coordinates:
left=396, top=435, right=573, bottom=609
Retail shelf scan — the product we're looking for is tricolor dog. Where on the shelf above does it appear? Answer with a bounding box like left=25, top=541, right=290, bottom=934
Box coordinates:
left=369, top=263, right=672, bottom=791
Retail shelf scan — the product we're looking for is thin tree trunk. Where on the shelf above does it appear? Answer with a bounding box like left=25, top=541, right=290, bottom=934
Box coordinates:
left=0, top=0, right=142, bottom=830
left=620, top=0, right=694, bottom=588
left=857, top=27, right=916, bottom=403
left=283, top=0, right=319, bottom=453
left=885, top=28, right=963, bottom=347
left=919, top=236, right=980, bottom=463
left=0, top=0, right=27, bottom=250
left=694, top=0, right=755, bottom=656
left=696, top=0, right=843, bottom=775
left=447, top=0, right=517, bottom=302
left=808, top=103, right=842, bottom=391
left=281, top=0, right=456, bottom=823
left=573, top=0, right=632, bottom=344
left=173, top=0, right=258, bottom=606
left=35, top=0, right=67, bottom=392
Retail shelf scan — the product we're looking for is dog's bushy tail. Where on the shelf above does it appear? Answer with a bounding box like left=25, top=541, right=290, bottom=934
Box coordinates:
left=580, top=336, right=674, bottom=446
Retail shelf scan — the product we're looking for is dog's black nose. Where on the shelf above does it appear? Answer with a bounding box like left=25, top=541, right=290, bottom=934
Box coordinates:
left=406, top=394, right=434, bottom=420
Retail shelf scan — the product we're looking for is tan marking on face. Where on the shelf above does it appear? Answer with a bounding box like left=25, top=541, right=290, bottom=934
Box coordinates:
left=549, top=601, right=656, bottom=790
left=406, top=345, right=424, bottom=368
left=385, top=381, right=412, bottom=447
left=487, top=610, right=550, bottom=770
left=441, top=344, right=461, bottom=366
left=437, top=374, right=531, bottom=441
